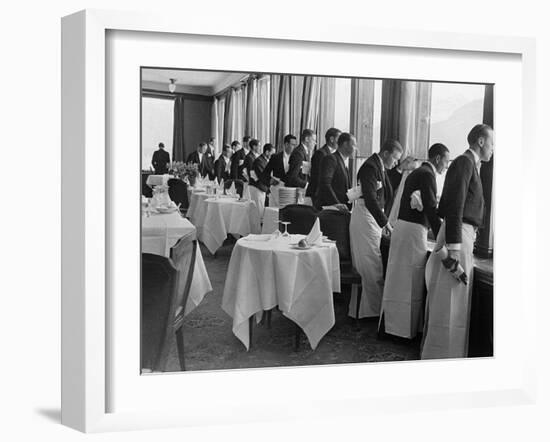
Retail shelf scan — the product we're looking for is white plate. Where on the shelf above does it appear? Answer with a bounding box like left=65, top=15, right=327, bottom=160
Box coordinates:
left=156, top=206, right=178, bottom=213
left=289, top=244, right=312, bottom=250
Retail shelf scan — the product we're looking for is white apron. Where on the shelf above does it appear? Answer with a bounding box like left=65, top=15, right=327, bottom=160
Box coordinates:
left=379, top=219, right=428, bottom=338
left=421, top=221, right=475, bottom=359
left=249, top=185, right=266, bottom=220
left=349, top=199, right=384, bottom=318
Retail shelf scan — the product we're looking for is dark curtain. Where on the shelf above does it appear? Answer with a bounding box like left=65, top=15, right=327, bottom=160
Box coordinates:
left=475, top=84, right=494, bottom=258
left=172, top=96, right=185, bottom=162
left=380, top=80, right=402, bottom=145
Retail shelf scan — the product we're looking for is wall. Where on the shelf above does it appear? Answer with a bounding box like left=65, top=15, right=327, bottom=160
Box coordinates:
left=182, top=97, right=212, bottom=160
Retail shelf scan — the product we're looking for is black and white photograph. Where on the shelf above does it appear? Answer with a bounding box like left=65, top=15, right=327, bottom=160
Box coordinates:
left=140, top=67, right=494, bottom=373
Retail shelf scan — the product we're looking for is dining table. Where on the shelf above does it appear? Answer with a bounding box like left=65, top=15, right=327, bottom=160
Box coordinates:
left=142, top=210, right=212, bottom=316
left=193, top=195, right=261, bottom=255
left=222, top=233, right=341, bottom=351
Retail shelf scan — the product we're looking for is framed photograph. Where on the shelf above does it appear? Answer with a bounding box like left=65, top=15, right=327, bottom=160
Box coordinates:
left=61, top=9, right=537, bottom=433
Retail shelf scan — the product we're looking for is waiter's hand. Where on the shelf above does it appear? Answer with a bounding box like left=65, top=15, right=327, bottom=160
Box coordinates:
left=382, top=223, right=393, bottom=237
left=335, top=204, right=349, bottom=213
left=448, top=249, right=460, bottom=261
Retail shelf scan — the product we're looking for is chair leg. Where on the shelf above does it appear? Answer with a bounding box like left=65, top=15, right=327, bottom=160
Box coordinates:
left=249, top=316, right=254, bottom=350
left=294, top=324, right=300, bottom=352
left=175, top=327, right=185, bottom=371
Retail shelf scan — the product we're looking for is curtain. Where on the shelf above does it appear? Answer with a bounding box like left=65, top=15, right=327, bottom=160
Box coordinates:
left=290, top=76, right=305, bottom=138
left=301, top=76, right=321, bottom=134
left=211, top=98, right=219, bottom=157
left=275, top=75, right=291, bottom=151
left=350, top=78, right=375, bottom=157
left=245, top=77, right=258, bottom=138
left=257, top=76, right=271, bottom=145
left=172, top=96, right=185, bottom=162
left=217, top=95, right=226, bottom=148
left=380, top=80, right=432, bottom=159
left=270, top=75, right=280, bottom=147
left=316, top=77, right=336, bottom=146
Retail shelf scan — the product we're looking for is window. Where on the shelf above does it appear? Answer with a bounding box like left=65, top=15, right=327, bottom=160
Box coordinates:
left=429, top=83, right=485, bottom=159
left=141, top=97, right=174, bottom=170
left=429, top=82, right=485, bottom=196
left=334, top=78, right=351, bottom=132
left=372, top=80, right=383, bottom=152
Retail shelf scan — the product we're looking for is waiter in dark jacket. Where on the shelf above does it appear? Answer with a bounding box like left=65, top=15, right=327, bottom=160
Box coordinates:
left=250, top=143, right=277, bottom=218
left=380, top=143, right=450, bottom=340
left=214, top=144, right=233, bottom=182
left=285, top=128, right=316, bottom=189
left=187, top=142, right=214, bottom=179
left=230, top=136, right=250, bottom=181
left=264, top=134, right=297, bottom=183
left=316, top=132, right=355, bottom=210
left=307, top=128, right=341, bottom=208
left=151, top=142, right=170, bottom=174
left=349, top=139, right=403, bottom=319
left=421, top=124, right=494, bottom=360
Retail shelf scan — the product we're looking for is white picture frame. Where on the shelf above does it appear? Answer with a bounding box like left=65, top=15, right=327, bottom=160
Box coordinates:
left=61, top=9, right=537, bottom=433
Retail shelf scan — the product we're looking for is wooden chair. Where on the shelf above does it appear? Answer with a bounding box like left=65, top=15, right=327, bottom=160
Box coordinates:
left=279, top=204, right=319, bottom=234
left=318, top=209, right=363, bottom=327
left=141, top=233, right=197, bottom=372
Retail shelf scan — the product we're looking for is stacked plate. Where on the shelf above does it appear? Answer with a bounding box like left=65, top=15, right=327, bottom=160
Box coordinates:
left=278, top=187, right=298, bottom=208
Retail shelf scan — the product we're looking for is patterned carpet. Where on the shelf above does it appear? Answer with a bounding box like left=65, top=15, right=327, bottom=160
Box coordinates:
left=164, top=239, right=421, bottom=372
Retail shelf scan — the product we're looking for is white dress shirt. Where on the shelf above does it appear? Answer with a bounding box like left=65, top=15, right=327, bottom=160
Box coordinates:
left=283, top=152, right=290, bottom=173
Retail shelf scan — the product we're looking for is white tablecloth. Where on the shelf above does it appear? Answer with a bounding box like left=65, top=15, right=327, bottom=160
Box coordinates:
left=195, top=197, right=261, bottom=255
left=187, top=191, right=210, bottom=232
left=222, top=234, right=341, bottom=350
left=261, top=207, right=280, bottom=234
left=142, top=212, right=212, bottom=315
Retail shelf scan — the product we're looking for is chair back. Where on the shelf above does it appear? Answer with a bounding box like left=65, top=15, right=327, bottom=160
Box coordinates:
left=279, top=204, right=319, bottom=234
left=318, top=209, right=352, bottom=261
left=168, top=178, right=189, bottom=209
left=169, top=232, right=197, bottom=326
left=141, top=253, right=180, bottom=372
left=224, top=179, right=244, bottom=197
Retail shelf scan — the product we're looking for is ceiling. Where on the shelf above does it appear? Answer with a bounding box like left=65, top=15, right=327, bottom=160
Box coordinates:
left=142, top=68, right=245, bottom=95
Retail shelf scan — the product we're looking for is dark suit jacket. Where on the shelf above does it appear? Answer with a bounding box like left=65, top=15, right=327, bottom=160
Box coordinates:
left=398, top=162, right=441, bottom=237
left=244, top=151, right=258, bottom=182
left=438, top=150, right=485, bottom=244
left=214, top=155, right=231, bottom=182
left=263, top=151, right=287, bottom=181
left=152, top=149, right=170, bottom=174
left=357, top=153, right=394, bottom=227
left=230, top=148, right=249, bottom=181
left=317, top=152, right=352, bottom=208
left=285, top=144, right=309, bottom=188
left=252, top=154, right=276, bottom=193
left=187, top=150, right=214, bottom=179
left=307, top=144, right=333, bottom=199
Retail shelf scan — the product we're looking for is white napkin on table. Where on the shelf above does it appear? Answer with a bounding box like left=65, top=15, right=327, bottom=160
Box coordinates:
left=410, top=190, right=423, bottom=211
left=305, top=218, right=323, bottom=245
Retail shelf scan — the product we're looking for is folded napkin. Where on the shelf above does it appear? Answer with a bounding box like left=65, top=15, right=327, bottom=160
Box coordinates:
left=242, top=183, right=251, bottom=200
left=242, top=169, right=249, bottom=181
left=228, top=182, right=236, bottom=196
left=434, top=245, right=468, bottom=285
left=250, top=170, right=259, bottom=181
left=305, top=218, right=323, bottom=245
left=219, top=178, right=225, bottom=189
left=346, top=185, right=362, bottom=202
left=410, top=190, right=423, bottom=211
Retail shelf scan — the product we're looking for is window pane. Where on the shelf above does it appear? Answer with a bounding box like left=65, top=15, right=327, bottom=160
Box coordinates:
left=141, top=97, right=174, bottom=170
left=334, top=78, right=351, bottom=132
left=429, top=83, right=485, bottom=160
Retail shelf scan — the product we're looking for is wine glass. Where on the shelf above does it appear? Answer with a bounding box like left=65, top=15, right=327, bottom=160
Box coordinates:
left=280, top=221, right=291, bottom=238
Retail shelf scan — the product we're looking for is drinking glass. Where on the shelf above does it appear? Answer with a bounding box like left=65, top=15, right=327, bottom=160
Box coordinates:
left=281, top=221, right=291, bottom=238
